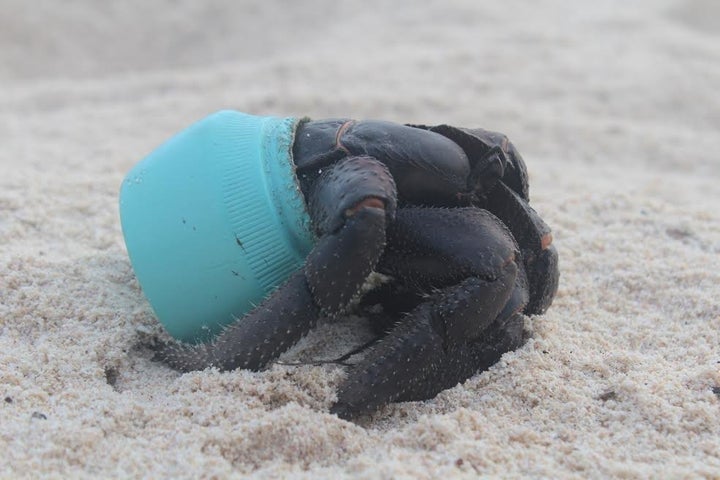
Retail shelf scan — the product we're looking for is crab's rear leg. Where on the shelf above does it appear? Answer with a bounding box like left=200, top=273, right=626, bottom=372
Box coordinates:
left=155, top=155, right=396, bottom=372
left=331, top=207, right=528, bottom=419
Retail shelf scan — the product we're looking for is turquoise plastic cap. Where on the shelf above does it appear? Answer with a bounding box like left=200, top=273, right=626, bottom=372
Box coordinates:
left=119, top=110, right=316, bottom=342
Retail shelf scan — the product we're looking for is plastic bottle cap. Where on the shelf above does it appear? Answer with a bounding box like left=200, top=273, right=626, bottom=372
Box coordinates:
left=119, top=111, right=316, bottom=342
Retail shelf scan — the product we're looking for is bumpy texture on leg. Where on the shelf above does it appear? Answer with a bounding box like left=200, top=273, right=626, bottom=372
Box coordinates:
left=306, top=155, right=397, bottom=235
left=154, top=271, right=319, bottom=372
left=332, top=265, right=523, bottom=419
left=304, top=155, right=397, bottom=315
left=425, top=125, right=558, bottom=313
left=379, top=207, right=521, bottom=289
left=305, top=207, right=387, bottom=316
left=330, top=207, right=528, bottom=419
left=406, top=123, right=558, bottom=314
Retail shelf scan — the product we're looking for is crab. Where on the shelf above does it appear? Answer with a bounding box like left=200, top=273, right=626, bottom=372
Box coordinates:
left=155, top=118, right=559, bottom=419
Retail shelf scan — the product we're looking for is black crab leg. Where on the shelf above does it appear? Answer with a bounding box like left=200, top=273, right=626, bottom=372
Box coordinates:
left=303, top=155, right=397, bottom=315
left=406, top=123, right=558, bottom=314
left=331, top=275, right=523, bottom=419
left=483, top=181, right=559, bottom=314
left=331, top=207, right=529, bottom=419
left=422, top=125, right=559, bottom=314
left=155, top=271, right=319, bottom=372
left=155, top=155, right=397, bottom=372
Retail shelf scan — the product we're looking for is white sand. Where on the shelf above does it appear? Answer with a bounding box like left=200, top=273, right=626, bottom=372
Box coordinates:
left=1, top=0, right=719, bottom=477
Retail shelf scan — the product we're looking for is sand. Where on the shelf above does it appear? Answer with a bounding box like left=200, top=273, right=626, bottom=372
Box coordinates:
left=1, top=0, right=719, bottom=478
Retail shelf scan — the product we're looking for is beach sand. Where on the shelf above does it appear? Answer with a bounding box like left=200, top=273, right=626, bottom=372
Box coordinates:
left=1, top=0, right=719, bottom=477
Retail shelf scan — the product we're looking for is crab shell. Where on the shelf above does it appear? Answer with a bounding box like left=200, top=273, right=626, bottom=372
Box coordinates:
left=120, top=111, right=316, bottom=342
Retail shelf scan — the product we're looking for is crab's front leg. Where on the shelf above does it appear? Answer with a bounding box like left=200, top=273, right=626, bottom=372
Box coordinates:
left=155, top=270, right=320, bottom=372
left=303, top=155, right=397, bottom=314
left=155, top=155, right=397, bottom=372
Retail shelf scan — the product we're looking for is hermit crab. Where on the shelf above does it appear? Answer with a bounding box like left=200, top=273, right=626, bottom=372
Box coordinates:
left=141, top=115, right=559, bottom=419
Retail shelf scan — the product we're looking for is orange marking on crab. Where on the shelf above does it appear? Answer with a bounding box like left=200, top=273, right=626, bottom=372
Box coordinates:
left=344, top=196, right=385, bottom=217
left=335, top=120, right=354, bottom=155
left=541, top=232, right=553, bottom=250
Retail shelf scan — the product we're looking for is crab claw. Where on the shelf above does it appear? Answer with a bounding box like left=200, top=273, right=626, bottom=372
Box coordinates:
left=484, top=182, right=559, bottom=314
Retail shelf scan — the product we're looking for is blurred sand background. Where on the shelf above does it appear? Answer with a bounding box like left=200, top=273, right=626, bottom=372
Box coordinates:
left=1, top=0, right=719, bottom=478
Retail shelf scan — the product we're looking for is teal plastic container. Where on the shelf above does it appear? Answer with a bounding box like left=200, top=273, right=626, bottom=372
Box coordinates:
left=119, top=111, right=316, bottom=342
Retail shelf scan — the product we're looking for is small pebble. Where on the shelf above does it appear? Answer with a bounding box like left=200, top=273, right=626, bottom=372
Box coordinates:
left=31, top=411, right=47, bottom=420
left=598, top=390, right=617, bottom=402
left=104, top=367, right=119, bottom=387
left=4, top=396, right=12, bottom=404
